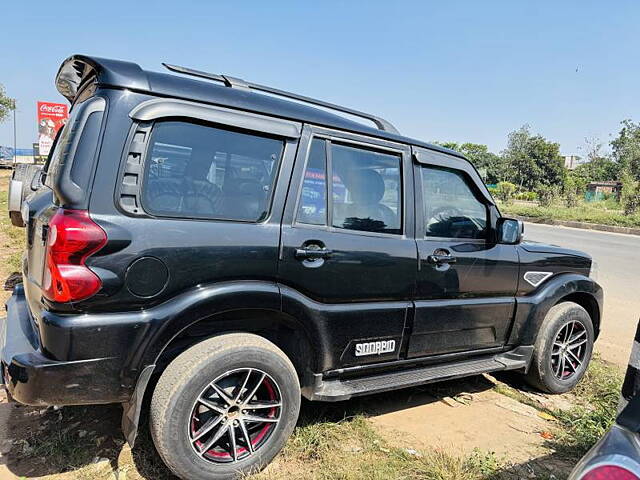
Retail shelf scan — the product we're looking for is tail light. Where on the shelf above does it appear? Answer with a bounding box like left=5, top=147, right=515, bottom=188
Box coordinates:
left=581, top=466, right=639, bottom=480
left=42, top=209, right=107, bottom=303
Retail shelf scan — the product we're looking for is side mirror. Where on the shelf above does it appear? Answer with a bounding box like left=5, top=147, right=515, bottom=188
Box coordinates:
left=497, top=217, right=524, bottom=244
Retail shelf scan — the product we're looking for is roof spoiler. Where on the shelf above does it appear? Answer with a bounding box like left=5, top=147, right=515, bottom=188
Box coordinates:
left=55, top=55, right=150, bottom=104
left=55, top=55, right=399, bottom=135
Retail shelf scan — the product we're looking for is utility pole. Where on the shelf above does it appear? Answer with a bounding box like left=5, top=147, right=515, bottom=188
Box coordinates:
left=12, top=98, right=17, bottom=167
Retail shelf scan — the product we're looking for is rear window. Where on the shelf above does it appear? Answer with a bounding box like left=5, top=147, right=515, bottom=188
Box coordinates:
left=141, top=121, right=285, bottom=222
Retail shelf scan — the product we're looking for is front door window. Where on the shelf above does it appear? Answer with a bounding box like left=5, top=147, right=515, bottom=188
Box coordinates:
left=420, top=166, right=487, bottom=239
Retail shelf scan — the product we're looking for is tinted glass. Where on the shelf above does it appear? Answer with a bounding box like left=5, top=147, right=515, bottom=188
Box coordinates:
left=297, top=139, right=327, bottom=225
left=70, top=111, right=103, bottom=186
left=421, top=167, right=487, bottom=239
left=142, top=121, right=284, bottom=222
left=44, top=115, right=74, bottom=188
left=331, top=143, right=402, bottom=234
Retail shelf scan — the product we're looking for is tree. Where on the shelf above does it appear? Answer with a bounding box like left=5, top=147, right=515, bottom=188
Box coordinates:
left=572, top=136, right=620, bottom=183
left=432, top=141, right=505, bottom=183
left=611, top=120, right=640, bottom=180
left=433, top=141, right=460, bottom=151
left=501, top=125, right=566, bottom=191
left=0, top=84, right=14, bottom=124
left=458, top=143, right=505, bottom=183
left=572, top=157, right=619, bottom=183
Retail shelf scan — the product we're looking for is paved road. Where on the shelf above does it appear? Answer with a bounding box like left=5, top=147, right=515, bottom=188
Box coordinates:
left=524, top=222, right=640, bottom=368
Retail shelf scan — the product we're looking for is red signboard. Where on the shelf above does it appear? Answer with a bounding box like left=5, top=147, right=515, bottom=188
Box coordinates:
left=37, top=101, right=68, bottom=157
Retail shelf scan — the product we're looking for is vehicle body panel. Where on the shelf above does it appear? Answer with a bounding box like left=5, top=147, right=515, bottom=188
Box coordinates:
left=278, top=125, right=416, bottom=370
left=410, top=146, right=520, bottom=356
left=1, top=56, right=604, bottom=452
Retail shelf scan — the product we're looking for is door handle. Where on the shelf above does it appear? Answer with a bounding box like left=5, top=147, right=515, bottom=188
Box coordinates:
left=427, top=254, right=457, bottom=265
left=295, top=247, right=333, bottom=260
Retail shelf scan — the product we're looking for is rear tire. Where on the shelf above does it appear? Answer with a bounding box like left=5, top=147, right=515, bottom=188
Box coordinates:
left=525, top=301, right=594, bottom=394
left=150, top=333, right=301, bottom=480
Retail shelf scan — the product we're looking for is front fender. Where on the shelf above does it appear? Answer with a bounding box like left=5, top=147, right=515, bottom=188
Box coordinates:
left=508, top=273, right=603, bottom=345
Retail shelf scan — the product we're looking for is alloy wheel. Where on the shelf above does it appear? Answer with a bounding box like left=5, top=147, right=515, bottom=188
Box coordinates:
left=188, top=368, right=282, bottom=463
left=550, top=320, right=588, bottom=380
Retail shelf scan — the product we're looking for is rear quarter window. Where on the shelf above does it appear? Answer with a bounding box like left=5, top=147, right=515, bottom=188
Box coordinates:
left=44, top=118, right=74, bottom=188
left=44, top=97, right=106, bottom=204
left=141, top=121, right=285, bottom=222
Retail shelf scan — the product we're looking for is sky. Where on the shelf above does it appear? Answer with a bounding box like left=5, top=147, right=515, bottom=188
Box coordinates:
left=1, top=1, right=639, bottom=156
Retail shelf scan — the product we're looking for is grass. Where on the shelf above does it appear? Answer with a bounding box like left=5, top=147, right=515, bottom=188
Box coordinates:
left=551, top=357, right=624, bottom=455
left=495, top=357, right=624, bottom=460
left=490, top=356, right=624, bottom=462
left=499, top=200, right=640, bottom=228
left=252, top=414, right=504, bottom=480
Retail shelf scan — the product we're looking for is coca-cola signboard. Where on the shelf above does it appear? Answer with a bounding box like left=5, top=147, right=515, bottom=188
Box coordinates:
left=37, top=101, right=68, bottom=156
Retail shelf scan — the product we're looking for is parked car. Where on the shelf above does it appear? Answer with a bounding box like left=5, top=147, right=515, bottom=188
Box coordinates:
left=1, top=54, right=603, bottom=480
left=569, top=320, right=640, bottom=480
left=7, top=163, right=44, bottom=227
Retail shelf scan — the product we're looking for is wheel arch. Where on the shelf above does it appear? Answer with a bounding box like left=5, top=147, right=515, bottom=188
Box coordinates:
left=151, top=308, right=319, bottom=380
left=509, top=273, right=603, bottom=346
left=555, top=291, right=601, bottom=339
left=120, top=280, right=319, bottom=446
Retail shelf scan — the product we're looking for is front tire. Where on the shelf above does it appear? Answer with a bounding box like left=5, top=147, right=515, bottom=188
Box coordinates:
left=525, top=301, right=594, bottom=394
left=150, top=333, right=301, bottom=480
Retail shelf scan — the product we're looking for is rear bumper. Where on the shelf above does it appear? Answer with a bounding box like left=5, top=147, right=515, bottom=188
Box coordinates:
left=1, top=285, right=127, bottom=406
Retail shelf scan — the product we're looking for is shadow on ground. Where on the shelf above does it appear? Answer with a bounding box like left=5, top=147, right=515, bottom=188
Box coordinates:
left=1, top=401, right=125, bottom=478
left=0, top=374, right=577, bottom=479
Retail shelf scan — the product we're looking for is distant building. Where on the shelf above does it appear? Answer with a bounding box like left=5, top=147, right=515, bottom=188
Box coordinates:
left=586, top=181, right=622, bottom=201
left=0, top=146, right=36, bottom=165
left=562, top=155, right=582, bottom=170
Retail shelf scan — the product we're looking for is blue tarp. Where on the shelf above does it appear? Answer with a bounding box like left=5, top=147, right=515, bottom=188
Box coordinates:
left=0, top=147, right=34, bottom=159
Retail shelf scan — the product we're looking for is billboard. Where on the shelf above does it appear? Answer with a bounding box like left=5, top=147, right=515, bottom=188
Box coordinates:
left=37, top=101, right=68, bottom=157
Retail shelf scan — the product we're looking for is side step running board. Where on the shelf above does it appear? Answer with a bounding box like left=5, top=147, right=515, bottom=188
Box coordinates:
left=304, top=347, right=533, bottom=402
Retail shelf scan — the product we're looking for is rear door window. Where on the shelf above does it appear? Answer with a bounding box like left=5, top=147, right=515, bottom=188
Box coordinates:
left=296, top=140, right=402, bottom=235
left=331, top=143, right=402, bottom=235
left=141, top=121, right=285, bottom=222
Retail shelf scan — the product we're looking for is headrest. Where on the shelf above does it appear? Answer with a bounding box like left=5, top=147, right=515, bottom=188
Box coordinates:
left=346, top=169, right=385, bottom=204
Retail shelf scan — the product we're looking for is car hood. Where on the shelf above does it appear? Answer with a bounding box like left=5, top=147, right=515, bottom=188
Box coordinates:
left=520, top=241, right=591, bottom=260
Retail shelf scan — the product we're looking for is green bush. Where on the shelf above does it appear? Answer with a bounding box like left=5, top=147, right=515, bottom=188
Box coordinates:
left=621, top=169, right=640, bottom=215
left=589, top=196, right=622, bottom=211
left=515, top=191, right=537, bottom=201
left=535, top=185, right=560, bottom=207
left=495, top=181, right=516, bottom=203
left=564, top=176, right=580, bottom=208
left=499, top=202, right=640, bottom=228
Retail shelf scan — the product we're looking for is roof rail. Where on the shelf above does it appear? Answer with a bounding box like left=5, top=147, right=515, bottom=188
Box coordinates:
left=162, top=63, right=399, bottom=134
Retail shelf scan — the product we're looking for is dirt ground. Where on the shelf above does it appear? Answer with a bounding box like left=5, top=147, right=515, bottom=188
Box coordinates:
left=0, top=375, right=578, bottom=480
left=0, top=169, right=607, bottom=479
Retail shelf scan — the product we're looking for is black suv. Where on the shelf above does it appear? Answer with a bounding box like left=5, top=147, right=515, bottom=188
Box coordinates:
left=1, top=55, right=603, bottom=480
